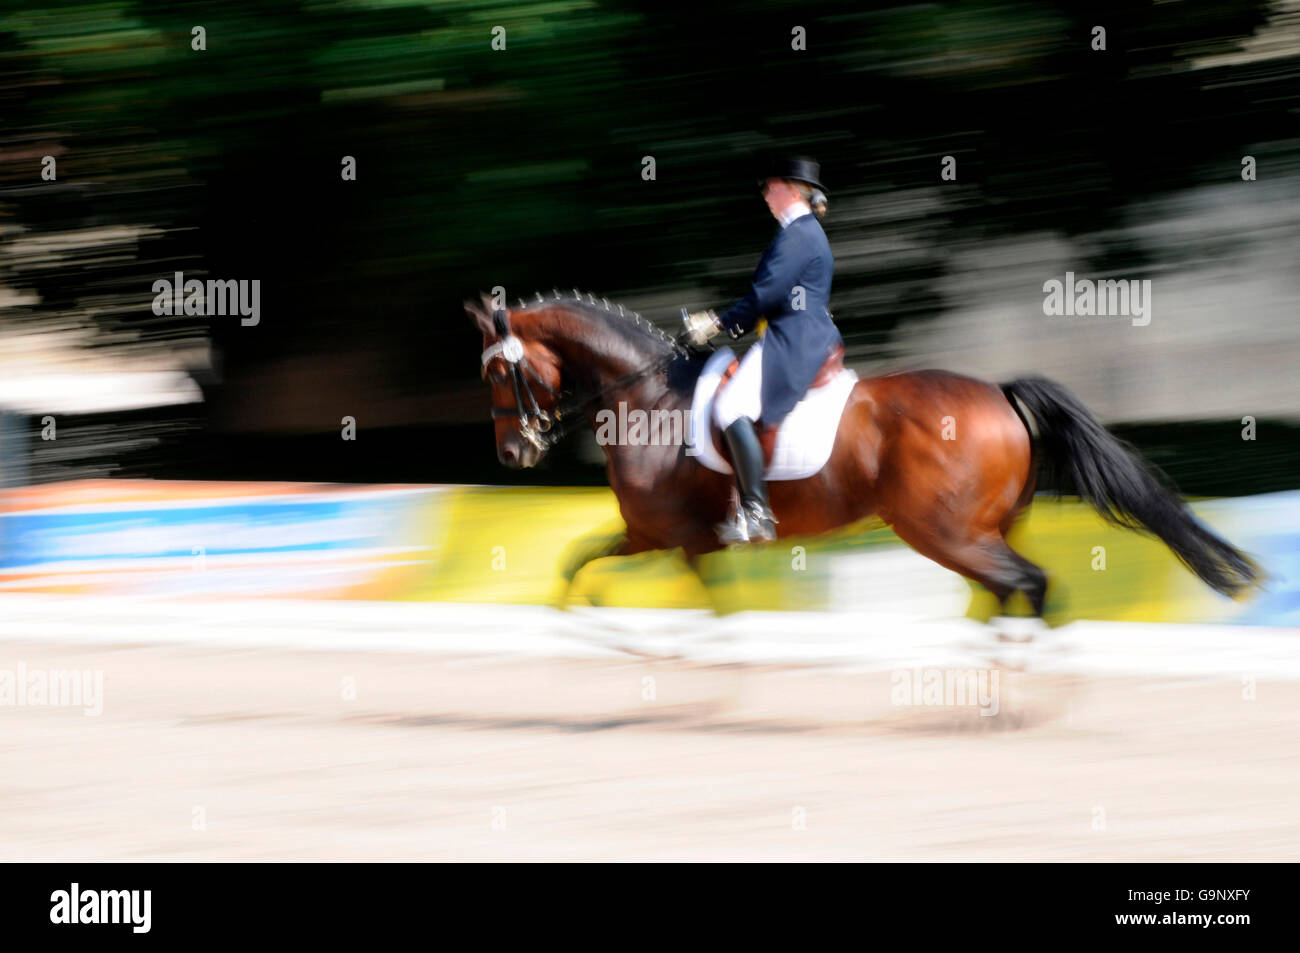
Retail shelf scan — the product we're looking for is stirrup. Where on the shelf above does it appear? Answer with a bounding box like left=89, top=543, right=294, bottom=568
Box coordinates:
left=743, top=499, right=778, bottom=543
left=716, top=508, right=750, bottom=545
left=715, top=499, right=777, bottom=545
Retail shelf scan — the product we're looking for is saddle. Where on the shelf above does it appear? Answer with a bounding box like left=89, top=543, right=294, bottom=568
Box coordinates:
left=688, top=344, right=857, bottom=482
left=710, top=344, right=846, bottom=468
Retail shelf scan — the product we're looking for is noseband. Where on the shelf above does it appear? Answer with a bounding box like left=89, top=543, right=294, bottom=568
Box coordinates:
left=481, top=310, right=559, bottom=453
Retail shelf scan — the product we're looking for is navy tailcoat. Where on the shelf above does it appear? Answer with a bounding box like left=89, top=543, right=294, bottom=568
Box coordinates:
left=718, top=213, right=842, bottom=426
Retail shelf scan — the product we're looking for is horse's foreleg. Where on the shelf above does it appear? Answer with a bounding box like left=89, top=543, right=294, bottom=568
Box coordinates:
left=553, top=523, right=629, bottom=610
left=682, top=550, right=731, bottom=617
left=553, top=524, right=662, bottom=609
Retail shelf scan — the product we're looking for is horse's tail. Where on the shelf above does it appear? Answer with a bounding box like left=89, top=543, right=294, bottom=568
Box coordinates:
left=1001, top=376, right=1259, bottom=598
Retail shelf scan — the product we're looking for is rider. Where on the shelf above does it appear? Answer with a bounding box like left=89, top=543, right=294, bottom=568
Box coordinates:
left=684, top=157, right=843, bottom=543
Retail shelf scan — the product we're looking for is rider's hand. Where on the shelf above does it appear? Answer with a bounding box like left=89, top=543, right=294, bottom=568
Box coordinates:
left=683, top=309, right=721, bottom=346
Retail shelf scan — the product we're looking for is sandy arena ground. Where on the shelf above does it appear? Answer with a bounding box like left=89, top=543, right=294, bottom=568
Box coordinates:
left=1, top=628, right=1297, bottom=861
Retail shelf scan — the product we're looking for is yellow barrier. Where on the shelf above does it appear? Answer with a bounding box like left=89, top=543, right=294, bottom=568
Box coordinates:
left=410, top=486, right=1240, bottom=622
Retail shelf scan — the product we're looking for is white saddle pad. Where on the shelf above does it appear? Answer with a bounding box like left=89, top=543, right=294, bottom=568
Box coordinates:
left=687, top=347, right=858, bottom=481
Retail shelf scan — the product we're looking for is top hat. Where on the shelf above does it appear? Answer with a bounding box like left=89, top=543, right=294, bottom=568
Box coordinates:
left=760, top=156, right=827, bottom=194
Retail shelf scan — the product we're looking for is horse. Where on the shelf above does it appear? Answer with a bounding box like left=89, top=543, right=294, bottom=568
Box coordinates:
left=467, top=291, right=1259, bottom=621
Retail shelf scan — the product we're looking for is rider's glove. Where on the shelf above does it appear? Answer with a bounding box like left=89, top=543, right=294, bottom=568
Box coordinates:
left=683, top=309, right=722, bottom=346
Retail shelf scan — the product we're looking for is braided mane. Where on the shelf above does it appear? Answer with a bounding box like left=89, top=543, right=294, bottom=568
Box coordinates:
left=511, top=288, right=678, bottom=356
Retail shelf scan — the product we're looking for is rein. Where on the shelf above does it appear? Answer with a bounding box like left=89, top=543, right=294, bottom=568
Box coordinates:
left=481, top=309, right=685, bottom=452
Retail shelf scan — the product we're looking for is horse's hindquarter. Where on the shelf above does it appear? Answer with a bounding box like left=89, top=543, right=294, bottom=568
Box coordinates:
left=860, top=370, right=1033, bottom=534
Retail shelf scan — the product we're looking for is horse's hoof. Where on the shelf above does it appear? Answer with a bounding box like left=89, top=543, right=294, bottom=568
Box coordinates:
left=550, top=584, right=575, bottom=612
left=990, top=616, right=1045, bottom=643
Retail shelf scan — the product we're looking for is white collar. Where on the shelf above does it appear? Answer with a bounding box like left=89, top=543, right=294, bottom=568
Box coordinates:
left=778, top=201, right=812, bottom=228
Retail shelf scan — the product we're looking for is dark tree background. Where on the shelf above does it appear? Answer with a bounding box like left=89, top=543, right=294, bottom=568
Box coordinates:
left=2, top=0, right=1297, bottom=491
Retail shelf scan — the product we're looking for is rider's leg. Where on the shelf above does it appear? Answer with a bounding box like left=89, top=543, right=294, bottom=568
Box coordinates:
left=722, top=416, right=776, bottom=541
left=712, top=341, right=763, bottom=430
left=712, top=345, right=776, bottom=542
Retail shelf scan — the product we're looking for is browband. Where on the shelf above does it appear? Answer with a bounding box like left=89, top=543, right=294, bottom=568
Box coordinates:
left=481, top=334, right=525, bottom=367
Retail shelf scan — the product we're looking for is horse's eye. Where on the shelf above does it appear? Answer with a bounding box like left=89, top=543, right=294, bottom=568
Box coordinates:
left=488, top=368, right=508, bottom=384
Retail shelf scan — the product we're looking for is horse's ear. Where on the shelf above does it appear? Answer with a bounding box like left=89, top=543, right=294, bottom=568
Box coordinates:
left=464, top=297, right=493, bottom=336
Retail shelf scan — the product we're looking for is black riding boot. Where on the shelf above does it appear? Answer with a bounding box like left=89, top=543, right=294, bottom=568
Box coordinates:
left=718, top=417, right=777, bottom=543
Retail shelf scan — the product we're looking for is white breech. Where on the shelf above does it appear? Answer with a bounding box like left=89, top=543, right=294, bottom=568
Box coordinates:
left=712, top=341, right=763, bottom=429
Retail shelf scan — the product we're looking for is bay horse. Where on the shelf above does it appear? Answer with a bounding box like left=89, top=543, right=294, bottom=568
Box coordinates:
left=467, top=291, right=1258, bottom=619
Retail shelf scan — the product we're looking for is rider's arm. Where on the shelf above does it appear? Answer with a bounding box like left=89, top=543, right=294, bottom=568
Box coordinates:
left=719, top=230, right=809, bottom=338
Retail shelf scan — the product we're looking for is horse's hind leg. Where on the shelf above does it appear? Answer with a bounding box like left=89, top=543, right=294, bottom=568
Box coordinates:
left=888, top=519, right=1048, bottom=621
left=987, top=543, right=1049, bottom=620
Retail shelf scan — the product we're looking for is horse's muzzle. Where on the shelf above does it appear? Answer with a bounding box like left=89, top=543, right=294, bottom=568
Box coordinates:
left=498, top=441, right=541, bottom=469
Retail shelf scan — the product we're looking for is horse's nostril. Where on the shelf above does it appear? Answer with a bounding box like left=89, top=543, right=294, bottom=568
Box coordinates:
left=500, top=446, right=518, bottom=464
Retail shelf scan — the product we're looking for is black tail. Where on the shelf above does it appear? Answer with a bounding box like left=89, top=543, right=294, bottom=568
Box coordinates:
left=1002, top=377, right=1259, bottom=598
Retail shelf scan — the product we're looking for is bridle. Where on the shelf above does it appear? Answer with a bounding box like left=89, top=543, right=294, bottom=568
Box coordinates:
left=480, top=308, right=686, bottom=453
left=481, top=309, right=561, bottom=453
